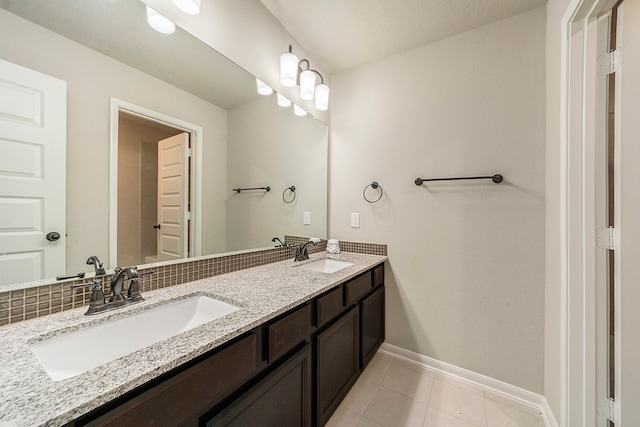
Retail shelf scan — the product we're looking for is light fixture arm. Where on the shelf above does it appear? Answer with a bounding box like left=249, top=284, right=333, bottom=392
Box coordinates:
left=297, top=59, right=324, bottom=84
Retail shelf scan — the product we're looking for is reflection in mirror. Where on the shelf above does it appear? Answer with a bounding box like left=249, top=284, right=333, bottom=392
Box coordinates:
left=0, top=0, right=328, bottom=290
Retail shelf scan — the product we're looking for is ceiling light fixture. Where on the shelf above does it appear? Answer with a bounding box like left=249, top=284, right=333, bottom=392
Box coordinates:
left=172, top=0, right=201, bottom=15
left=256, top=79, right=273, bottom=95
left=279, top=45, right=330, bottom=111
left=146, top=6, right=176, bottom=34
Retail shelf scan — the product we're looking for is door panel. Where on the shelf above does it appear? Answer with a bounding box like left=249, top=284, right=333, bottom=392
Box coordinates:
left=157, top=133, right=188, bottom=261
left=0, top=58, right=66, bottom=284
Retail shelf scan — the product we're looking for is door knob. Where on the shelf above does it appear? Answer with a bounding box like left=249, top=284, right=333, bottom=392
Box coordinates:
left=153, top=224, right=161, bottom=229
left=46, top=232, right=61, bottom=241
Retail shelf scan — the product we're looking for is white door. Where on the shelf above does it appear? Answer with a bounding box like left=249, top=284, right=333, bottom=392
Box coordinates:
left=156, top=133, right=188, bottom=261
left=615, top=1, right=640, bottom=423
left=0, top=59, right=66, bottom=285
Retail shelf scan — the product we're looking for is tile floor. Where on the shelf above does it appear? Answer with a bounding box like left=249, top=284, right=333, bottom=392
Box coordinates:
left=326, top=351, right=546, bottom=427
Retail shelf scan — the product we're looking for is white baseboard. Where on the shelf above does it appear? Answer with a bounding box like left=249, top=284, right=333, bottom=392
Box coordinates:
left=379, top=343, right=559, bottom=427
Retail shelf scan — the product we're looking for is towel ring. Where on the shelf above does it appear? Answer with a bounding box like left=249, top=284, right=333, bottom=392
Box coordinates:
left=363, top=181, right=383, bottom=203
left=283, top=185, right=296, bottom=203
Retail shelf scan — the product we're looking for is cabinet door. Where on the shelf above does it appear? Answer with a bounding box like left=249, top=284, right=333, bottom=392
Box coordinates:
left=316, top=307, right=360, bottom=426
left=207, top=344, right=312, bottom=427
left=361, top=286, right=385, bottom=369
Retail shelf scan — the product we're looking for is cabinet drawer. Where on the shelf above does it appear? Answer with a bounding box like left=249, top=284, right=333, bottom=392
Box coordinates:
left=316, top=286, right=345, bottom=328
left=345, top=271, right=372, bottom=306
left=83, top=333, right=258, bottom=427
left=268, top=304, right=312, bottom=362
left=373, top=264, right=384, bottom=288
left=207, top=344, right=312, bottom=427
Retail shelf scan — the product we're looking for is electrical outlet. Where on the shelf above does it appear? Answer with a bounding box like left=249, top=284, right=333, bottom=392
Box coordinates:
left=350, top=213, right=360, bottom=228
left=303, top=211, right=311, bottom=225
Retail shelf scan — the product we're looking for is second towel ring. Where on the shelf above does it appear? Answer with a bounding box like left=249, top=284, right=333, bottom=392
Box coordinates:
left=363, top=181, right=383, bottom=203
left=283, top=186, right=296, bottom=203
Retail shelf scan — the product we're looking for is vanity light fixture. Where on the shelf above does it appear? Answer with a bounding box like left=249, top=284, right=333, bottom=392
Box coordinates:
left=314, top=83, right=330, bottom=111
left=256, top=79, right=273, bottom=96
left=299, top=61, right=317, bottom=100
left=172, top=0, right=201, bottom=15
left=280, top=46, right=299, bottom=87
left=277, top=93, right=292, bottom=107
left=293, top=104, right=307, bottom=117
left=279, top=45, right=330, bottom=110
left=146, top=6, right=176, bottom=34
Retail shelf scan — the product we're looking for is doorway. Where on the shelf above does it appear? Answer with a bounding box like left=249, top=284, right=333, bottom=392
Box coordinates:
left=116, top=112, right=186, bottom=266
left=109, top=98, right=204, bottom=269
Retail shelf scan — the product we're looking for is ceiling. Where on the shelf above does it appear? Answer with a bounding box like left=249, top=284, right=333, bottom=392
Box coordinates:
left=259, top=0, right=548, bottom=75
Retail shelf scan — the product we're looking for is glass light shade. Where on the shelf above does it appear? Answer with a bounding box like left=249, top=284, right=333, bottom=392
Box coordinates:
left=146, top=6, right=176, bottom=34
left=172, top=0, right=201, bottom=15
left=277, top=93, right=292, bottom=107
left=280, top=51, right=299, bottom=87
left=314, top=83, right=330, bottom=111
left=256, top=79, right=273, bottom=96
left=293, top=104, right=307, bottom=117
left=299, top=69, right=317, bottom=100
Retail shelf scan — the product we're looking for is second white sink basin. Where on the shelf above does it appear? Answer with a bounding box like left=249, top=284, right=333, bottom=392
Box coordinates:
left=298, top=258, right=354, bottom=273
left=29, top=295, right=240, bottom=381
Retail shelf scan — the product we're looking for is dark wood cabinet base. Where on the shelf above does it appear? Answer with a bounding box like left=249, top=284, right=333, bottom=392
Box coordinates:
left=69, top=262, right=385, bottom=427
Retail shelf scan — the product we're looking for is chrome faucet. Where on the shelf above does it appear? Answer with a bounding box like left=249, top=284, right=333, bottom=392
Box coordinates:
left=294, top=241, right=317, bottom=262
left=86, top=255, right=106, bottom=276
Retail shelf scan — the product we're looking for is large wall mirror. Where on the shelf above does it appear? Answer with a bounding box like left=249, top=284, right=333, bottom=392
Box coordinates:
left=0, top=0, right=328, bottom=290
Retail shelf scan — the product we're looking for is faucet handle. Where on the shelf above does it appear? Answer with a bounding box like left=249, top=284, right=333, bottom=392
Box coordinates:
left=71, top=280, right=106, bottom=315
left=71, top=279, right=102, bottom=290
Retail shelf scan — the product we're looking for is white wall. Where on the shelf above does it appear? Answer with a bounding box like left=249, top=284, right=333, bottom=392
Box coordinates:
left=226, top=96, right=328, bottom=250
left=0, top=9, right=228, bottom=272
left=329, top=7, right=546, bottom=393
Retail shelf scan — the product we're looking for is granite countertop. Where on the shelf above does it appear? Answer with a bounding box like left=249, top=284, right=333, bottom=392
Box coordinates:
left=0, top=252, right=386, bottom=427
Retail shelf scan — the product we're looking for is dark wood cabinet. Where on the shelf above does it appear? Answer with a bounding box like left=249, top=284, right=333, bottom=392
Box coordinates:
left=360, top=286, right=385, bottom=370
left=68, top=262, right=385, bottom=427
left=207, top=344, right=312, bottom=427
left=315, top=307, right=360, bottom=426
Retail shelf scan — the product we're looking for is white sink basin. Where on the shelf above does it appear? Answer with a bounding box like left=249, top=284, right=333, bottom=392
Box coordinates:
left=29, top=296, right=240, bottom=381
left=298, top=259, right=354, bottom=273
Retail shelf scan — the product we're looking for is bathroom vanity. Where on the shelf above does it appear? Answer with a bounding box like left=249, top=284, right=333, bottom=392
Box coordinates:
left=0, top=252, right=385, bottom=427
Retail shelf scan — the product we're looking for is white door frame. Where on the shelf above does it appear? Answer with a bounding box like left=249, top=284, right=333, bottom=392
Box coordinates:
left=559, top=0, right=618, bottom=425
left=109, top=98, right=203, bottom=268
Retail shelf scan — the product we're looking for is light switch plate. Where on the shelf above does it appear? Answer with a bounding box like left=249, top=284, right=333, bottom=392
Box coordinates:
left=350, top=213, right=360, bottom=228
left=303, top=211, right=311, bottom=225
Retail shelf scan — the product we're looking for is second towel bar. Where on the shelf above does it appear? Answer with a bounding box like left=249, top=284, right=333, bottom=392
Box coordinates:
left=415, top=174, right=503, bottom=185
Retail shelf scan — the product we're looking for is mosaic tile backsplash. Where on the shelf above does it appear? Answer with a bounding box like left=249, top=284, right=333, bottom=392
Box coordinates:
left=0, top=239, right=386, bottom=327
